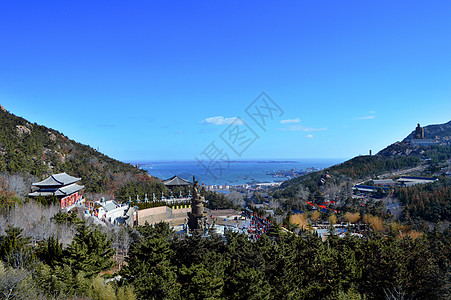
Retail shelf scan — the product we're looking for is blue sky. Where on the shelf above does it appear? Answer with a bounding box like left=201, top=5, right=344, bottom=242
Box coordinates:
left=1, top=1, right=450, bottom=162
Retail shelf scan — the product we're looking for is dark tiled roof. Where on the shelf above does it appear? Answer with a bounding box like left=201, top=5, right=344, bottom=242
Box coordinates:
left=59, top=183, right=84, bottom=195
left=398, top=176, right=436, bottom=181
left=162, top=175, right=191, bottom=186
left=32, top=173, right=81, bottom=187
left=353, top=185, right=377, bottom=190
left=353, top=185, right=389, bottom=191
left=29, top=183, right=84, bottom=197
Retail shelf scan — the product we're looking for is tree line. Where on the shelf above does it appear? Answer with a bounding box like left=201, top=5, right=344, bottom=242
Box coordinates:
left=0, top=200, right=449, bottom=299
left=122, top=222, right=449, bottom=299
left=394, top=178, right=451, bottom=222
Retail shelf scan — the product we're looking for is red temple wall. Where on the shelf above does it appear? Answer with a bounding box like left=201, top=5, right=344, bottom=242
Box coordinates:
left=60, top=192, right=80, bottom=210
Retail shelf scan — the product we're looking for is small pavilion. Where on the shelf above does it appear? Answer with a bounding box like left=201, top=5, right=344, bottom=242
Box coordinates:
left=29, top=172, right=84, bottom=209
left=162, top=175, right=191, bottom=188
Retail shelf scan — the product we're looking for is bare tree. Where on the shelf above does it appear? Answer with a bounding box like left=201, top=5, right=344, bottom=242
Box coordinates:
left=268, top=199, right=281, bottom=211
left=226, top=190, right=245, bottom=207
left=5, top=248, right=36, bottom=270
left=4, top=202, right=59, bottom=236
left=0, top=261, right=37, bottom=300
left=295, top=186, right=310, bottom=200
left=0, top=172, right=38, bottom=200
left=110, top=227, right=131, bottom=270
left=384, top=284, right=413, bottom=300
left=57, top=223, right=77, bottom=247
left=0, top=202, right=78, bottom=247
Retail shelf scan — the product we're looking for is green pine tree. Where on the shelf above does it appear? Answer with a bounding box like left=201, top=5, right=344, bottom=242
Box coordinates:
left=36, top=235, right=63, bottom=268
left=63, top=224, right=115, bottom=277
left=122, top=234, right=180, bottom=299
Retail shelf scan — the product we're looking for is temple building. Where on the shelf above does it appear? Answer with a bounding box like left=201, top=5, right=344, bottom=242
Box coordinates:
left=29, top=173, right=84, bottom=209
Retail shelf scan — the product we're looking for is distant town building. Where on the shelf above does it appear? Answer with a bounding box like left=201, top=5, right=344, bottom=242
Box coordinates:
left=29, top=173, right=84, bottom=209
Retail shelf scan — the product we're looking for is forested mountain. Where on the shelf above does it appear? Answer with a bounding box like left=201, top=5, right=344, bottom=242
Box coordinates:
left=276, top=155, right=422, bottom=201
left=280, top=120, right=451, bottom=192
left=0, top=105, right=148, bottom=196
left=275, top=121, right=451, bottom=226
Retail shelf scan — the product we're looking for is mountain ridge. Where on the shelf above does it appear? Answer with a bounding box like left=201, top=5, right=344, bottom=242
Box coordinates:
left=0, top=104, right=150, bottom=198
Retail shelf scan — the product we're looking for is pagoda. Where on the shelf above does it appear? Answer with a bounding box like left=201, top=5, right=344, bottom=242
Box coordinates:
left=162, top=175, right=191, bottom=188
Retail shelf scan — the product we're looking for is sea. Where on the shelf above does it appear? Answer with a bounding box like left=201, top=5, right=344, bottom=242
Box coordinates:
left=134, top=158, right=346, bottom=186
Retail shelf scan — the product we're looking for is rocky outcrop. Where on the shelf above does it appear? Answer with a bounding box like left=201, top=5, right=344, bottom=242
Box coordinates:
left=16, top=125, right=31, bottom=135
left=377, top=142, right=426, bottom=157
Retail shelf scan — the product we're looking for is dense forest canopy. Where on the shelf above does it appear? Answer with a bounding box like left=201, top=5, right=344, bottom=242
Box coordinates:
left=2, top=217, right=448, bottom=299
left=394, top=178, right=451, bottom=222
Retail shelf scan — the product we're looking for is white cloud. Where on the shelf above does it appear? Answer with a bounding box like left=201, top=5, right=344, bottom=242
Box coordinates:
left=369, top=111, right=376, bottom=114
left=356, top=115, right=375, bottom=120
left=305, top=134, right=314, bottom=138
left=202, top=116, right=243, bottom=125
left=279, top=124, right=327, bottom=132
left=280, top=118, right=300, bottom=124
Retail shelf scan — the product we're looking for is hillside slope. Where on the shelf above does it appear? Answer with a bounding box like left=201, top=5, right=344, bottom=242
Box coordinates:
left=0, top=105, right=148, bottom=197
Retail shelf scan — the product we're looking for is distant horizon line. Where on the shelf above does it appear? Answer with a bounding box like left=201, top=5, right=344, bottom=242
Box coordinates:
left=126, top=157, right=349, bottom=164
